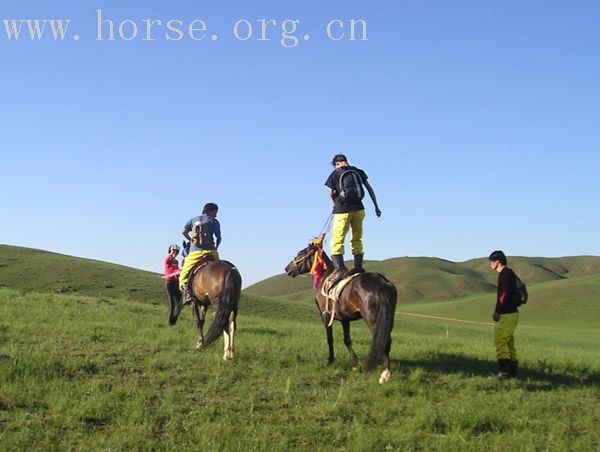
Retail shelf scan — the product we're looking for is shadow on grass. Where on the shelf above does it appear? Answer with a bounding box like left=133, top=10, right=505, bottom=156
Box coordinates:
left=393, top=352, right=600, bottom=389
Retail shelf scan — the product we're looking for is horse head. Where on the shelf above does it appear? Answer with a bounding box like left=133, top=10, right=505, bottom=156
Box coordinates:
left=285, top=242, right=319, bottom=277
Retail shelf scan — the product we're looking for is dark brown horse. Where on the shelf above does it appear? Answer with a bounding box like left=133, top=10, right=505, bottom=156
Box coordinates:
left=169, top=260, right=241, bottom=360
left=285, top=239, right=397, bottom=384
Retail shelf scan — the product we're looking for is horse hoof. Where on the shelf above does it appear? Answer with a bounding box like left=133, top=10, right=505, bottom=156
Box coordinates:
left=378, top=369, right=391, bottom=384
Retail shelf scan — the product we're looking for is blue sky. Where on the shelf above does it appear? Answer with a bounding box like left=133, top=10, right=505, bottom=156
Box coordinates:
left=1, top=1, right=599, bottom=287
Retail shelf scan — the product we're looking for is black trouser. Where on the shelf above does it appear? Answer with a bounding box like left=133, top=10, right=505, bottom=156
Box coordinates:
left=164, top=280, right=181, bottom=307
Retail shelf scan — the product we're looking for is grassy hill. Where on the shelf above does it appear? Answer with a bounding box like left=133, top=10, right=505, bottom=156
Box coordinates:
left=246, top=255, right=600, bottom=304
left=398, top=273, right=600, bottom=331
left=0, top=245, right=163, bottom=303
left=1, top=286, right=599, bottom=450
left=3, top=244, right=599, bottom=312
left=1, top=246, right=600, bottom=449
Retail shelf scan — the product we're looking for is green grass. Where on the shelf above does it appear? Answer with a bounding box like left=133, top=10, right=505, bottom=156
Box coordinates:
left=1, top=246, right=599, bottom=449
left=247, top=255, right=600, bottom=304
left=1, top=288, right=599, bottom=450
left=0, top=245, right=163, bottom=303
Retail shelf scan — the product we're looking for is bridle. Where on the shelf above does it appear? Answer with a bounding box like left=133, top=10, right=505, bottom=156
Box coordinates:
left=289, top=248, right=316, bottom=273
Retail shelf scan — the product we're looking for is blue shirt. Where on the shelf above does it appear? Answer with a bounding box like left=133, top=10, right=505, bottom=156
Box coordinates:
left=184, top=214, right=221, bottom=252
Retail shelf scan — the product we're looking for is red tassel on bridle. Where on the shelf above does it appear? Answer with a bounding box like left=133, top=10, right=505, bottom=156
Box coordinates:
left=309, top=235, right=327, bottom=288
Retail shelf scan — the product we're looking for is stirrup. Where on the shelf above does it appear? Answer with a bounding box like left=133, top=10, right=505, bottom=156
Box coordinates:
left=182, top=287, right=194, bottom=305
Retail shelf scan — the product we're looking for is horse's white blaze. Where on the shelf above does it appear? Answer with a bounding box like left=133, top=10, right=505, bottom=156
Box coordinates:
left=378, top=369, right=391, bottom=384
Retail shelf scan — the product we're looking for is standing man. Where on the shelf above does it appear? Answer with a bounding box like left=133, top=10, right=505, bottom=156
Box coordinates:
left=179, top=202, right=221, bottom=304
left=325, top=154, right=381, bottom=281
left=489, top=250, right=519, bottom=380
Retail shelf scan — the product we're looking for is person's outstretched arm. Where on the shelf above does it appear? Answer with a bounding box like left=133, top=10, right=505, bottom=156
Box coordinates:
left=363, top=180, right=381, bottom=217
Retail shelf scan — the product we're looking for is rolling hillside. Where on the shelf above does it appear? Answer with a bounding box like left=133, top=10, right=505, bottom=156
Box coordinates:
left=246, top=255, right=600, bottom=304
left=3, top=244, right=599, bottom=311
left=0, top=245, right=163, bottom=303
left=1, top=278, right=599, bottom=450
left=1, top=246, right=599, bottom=449
left=398, top=273, right=600, bottom=331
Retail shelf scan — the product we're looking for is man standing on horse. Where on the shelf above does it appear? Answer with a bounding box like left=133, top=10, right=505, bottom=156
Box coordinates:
left=325, top=154, right=381, bottom=282
left=180, top=202, right=221, bottom=304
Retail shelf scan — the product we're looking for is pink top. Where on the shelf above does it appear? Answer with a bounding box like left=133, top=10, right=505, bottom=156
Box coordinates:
left=164, top=255, right=180, bottom=281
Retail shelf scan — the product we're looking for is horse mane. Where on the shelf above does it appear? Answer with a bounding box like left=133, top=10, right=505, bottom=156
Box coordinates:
left=320, top=250, right=333, bottom=271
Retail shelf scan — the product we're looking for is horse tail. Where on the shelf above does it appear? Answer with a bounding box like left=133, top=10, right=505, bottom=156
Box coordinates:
left=364, top=278, right=397, bottom=373
left=200, top=266, right=242, bottom=350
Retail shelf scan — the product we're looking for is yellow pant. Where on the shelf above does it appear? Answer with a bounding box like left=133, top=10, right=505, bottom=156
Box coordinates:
left=179, top=250, right=219, bottom=289
left=495, top=312, right=519, bottom=360
left=330, top=210, right=365, bottom=256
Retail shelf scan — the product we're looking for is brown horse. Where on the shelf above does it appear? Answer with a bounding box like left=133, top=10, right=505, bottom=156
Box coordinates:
left=285, top=239, right=397, bottom=384
left=169, top=260, right=242, bottom=361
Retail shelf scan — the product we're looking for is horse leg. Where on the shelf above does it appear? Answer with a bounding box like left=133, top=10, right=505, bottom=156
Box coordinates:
left=223, top=311, right=236, bottom=361
left=324, top=323, right=335, bottom=364
left=222, top=312, right=235, bottom=361
left=342, top=320, right=359, bottom=369
left=222, top=328, right=230, bottom=361
left=192, top=302, right=207, bottom=349
left=379, top=336, right=392, bottom=384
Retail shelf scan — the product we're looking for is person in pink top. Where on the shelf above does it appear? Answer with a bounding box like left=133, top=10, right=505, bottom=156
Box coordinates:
left=164, top=244, right=182, bottom=323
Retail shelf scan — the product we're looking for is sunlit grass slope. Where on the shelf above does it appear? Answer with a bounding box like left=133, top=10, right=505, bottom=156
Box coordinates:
left=246, top=255, right=600, bottom=304
left=0, top=245, right=162, bottom=303
left=399, top=274, right=600, bottom=331
left=1, top=288, right=599, bottom=450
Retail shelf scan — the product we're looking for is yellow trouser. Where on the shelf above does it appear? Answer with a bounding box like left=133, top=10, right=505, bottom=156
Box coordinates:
left=330, top=210, right=366, bottom=256
left=495, top=312, right=519, bottom=360
left=179, top=250, right=220, bottom=290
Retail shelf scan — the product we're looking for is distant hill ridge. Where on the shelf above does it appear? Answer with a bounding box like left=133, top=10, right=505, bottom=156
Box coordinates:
left=3, top=245, right=600, bottom=306
left=245, top=255, right=600, bottom=304
left=0, top=245, right=162, bottom=303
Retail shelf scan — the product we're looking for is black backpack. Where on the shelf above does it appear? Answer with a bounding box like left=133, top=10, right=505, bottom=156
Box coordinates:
left=514, top=275, right=528, bottom=306
left=337, top=169, right=365, bottom=203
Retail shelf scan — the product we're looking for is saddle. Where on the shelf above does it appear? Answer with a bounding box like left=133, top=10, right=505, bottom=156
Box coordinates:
left=188, top=254, right=218, bottom=294
left=320, top=272, right=361, bottom=326
left=321, top=272, right=359, bottom=301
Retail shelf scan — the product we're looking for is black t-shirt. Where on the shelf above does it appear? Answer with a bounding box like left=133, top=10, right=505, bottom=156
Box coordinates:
left=496, top=267, right=519, bottom=314
left=325, top=166, right=368, bottom=213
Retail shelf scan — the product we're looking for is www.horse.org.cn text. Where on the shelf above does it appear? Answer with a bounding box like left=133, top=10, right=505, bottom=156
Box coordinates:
left=1, top=10, right=369, bottom=48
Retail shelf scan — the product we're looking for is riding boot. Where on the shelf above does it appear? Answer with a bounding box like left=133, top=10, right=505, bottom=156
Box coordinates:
left=330, top=254, right=348, bottom=286
left=495, top=359, right=512, bottom=380
left=350, top=254, right=365, bottom=274
left=182, top=283, right=194, bottom=305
